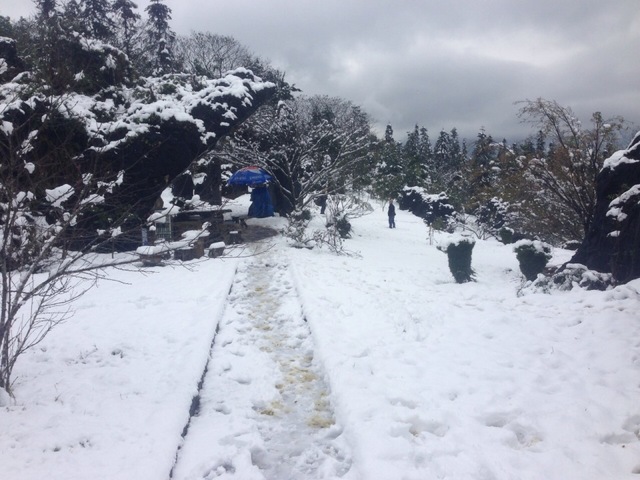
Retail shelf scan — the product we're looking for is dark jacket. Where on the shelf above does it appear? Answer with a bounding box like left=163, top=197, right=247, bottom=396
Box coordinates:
left=388, top=203, right=396, bottom=217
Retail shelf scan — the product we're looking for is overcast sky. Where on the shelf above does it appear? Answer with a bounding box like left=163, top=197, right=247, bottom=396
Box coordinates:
left=3, top=0, right=639, bottom=143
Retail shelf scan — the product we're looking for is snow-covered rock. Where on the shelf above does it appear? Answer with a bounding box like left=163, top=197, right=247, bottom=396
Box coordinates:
left=571, top=131, right=640, bottom=283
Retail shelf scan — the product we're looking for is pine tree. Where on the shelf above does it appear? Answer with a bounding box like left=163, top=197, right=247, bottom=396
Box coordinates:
left=374, top=124, right=404, bottom=199
left=464, top=128, right=498, bottom=202
left=60, top=0, right=82, bottom=32
left=112, top=0, right=141, bottom=59
left=418, top=127, right=432, bottom=162
left=145, top=0, right=175, bottom=75
left=418, top=126, right=433, bottom=187
left=449, top=127, right=463, bottom=170
left=80, top=0, right=116, bottom=41
left=403, top=125, right=422, bottom=187
left=471, top=128, right=495, bottom=170
left=433, top=129, right=451, bottom=173
left=428, top=128, right=465, bottom=198
left=34, top=0, right=66, bottom=87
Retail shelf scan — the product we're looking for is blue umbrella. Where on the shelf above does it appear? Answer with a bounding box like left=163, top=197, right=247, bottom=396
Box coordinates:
left=227, top=166, right=273, bottom=186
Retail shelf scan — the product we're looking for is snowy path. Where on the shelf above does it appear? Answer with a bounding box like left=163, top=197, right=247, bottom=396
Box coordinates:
left=171, top=245, right=354, bottom=480
left=4, top=207, right=639, bottom=480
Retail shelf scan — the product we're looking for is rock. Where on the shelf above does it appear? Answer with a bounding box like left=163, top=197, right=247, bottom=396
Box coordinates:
left=570, top=131, right=640, bottom=283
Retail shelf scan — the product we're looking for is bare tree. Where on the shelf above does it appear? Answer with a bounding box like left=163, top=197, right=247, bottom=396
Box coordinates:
left=0, top=94, right=149, bottom=397
left=174, top=31, right=253, bottom=79
left=516, top=98, right=624, bottom=238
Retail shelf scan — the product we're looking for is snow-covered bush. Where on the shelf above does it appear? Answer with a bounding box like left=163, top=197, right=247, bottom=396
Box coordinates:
left=549, top=263, right=613, bottom=291
left=283, top=209, right=312, bottom=247
left=399, top=187, right=456, bottom=227
left=438, top=235, right=476, bottom=283
left=514, top=240, right=552, bottom=281
left=499, top=227, right=514, bottom=244
left=562, top=240, right=581, bottom=251
left=283, top=195, right=372, bottom=254
left=521, top=263, right=613, bottom=294
left=326, top=195, right=372, bottom=236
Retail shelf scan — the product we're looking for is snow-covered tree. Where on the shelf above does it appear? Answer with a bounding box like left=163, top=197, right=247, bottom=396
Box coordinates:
left=571, top=130, right=640, bottom=282
left=144, top=0, right=175, bottom=75
left=373, top=124, right=404, bottom=200
left=112, top=0, right=142, bottom=60
left=34, top=0, right=64, bottom=85
left=80, top=0, right=116, bottom=41
left=402, top=125, right=424, bottom=188
left=418, top=126, right=433, bottom=174
left=429, top=128, right=463, bottom=196
left=223, top=95, right=373, bottom=214
left=0, top=96, right=134, bottom=396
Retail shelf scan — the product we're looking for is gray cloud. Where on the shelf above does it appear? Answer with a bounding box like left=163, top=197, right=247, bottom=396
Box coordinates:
left=4, top=0, right=639, bottom=143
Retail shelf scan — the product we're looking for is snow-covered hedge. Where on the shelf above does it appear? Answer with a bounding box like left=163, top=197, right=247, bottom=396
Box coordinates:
left=522, top=263, right=613, bottom=294
left=513, top=239, right=552, bottom=282
left=399, top=187, right=455, bottom=227
left=438, top=234, right=475, bottom=283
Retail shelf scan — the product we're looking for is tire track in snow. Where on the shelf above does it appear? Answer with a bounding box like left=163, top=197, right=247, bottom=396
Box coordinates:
left=171, top=247, right=353, bottom=479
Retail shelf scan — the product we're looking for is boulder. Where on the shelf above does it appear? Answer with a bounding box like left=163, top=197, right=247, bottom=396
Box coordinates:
left=570, top=132, right=640, bottom=283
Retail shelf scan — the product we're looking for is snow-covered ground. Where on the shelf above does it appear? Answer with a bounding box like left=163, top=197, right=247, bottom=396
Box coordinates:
left=2, top=195, right=640, bottom=480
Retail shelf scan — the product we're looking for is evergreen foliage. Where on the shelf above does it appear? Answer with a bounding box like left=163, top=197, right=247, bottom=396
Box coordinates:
left=399, top=188, right=455, bottom=226
left=438, top=237, right=475, bottom=283
left=402, top=125, right=424, bottom=187
left=112, top=0, right=142, bottom=59
left=373, top=124, right=404, bottom=200
left=514, top=240, right=552, bottom=281
left=81, top=0, right=116, bottom=41
left=145, top=0, right=175, bottom=75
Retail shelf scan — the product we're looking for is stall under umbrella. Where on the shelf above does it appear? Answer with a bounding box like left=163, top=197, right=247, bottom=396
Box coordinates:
left=227, top=167, right=274, bottom=218
left=227, top=166, right=272, bottom=186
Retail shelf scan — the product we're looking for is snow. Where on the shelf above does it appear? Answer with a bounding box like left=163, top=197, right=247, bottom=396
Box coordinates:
left=513, top=238, right=551, bottom=254
left=45, top=184, right=74, bottom=207
left=603, top=149, right=639, bottom=170
left=1, top=120, right=13, bottom=134
left=0, top=71, right=275, bottom=156
left=608, top=184, right=640, bottom=223
left=438, top=232, right=476, bottom=250
left=2, top=197, right=640, bottom=479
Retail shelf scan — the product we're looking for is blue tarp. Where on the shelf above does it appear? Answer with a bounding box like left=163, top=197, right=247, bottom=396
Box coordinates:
left=248, top=186, right=274, bottom=218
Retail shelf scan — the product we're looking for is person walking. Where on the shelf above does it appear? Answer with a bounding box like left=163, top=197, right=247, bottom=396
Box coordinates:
left=388, top=200, right=396, bottom=228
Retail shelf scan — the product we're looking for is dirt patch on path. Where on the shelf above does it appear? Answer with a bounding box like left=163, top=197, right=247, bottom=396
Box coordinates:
left=217, top=222, right=280, bottom=245
left=241, top=224, right=280, bottom=243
